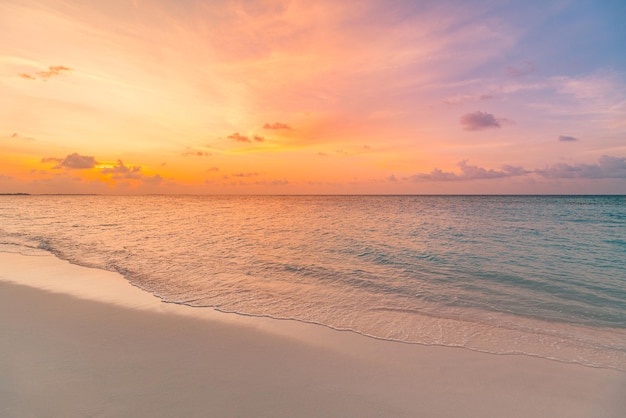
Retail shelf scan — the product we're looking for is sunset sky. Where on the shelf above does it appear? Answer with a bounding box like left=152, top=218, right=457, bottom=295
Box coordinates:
left=1, top=0, right=625, bottom=194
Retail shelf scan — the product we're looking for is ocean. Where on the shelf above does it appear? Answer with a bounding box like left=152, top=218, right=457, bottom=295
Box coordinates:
left=1, top=195, right=625, bottom=370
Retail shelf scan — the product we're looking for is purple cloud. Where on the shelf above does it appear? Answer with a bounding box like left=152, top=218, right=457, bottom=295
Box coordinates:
left=412, top=161, right=530, bottom=182
left=444, top=93, right=494, bottom=105
left=535, top=156, right=626, bottom=179
left=460, top=111, right=502, bottom=131
left=44, top=153, right=97, bottom=169
left=101, top=160, right=142, bottom=179
left=558, top=135, right=578, bottom=142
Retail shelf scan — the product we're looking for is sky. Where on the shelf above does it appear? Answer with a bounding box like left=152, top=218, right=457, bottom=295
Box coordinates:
left=1, top=0, right=625, bottom=194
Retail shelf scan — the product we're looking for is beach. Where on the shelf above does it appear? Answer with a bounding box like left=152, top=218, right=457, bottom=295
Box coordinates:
left=1, top=251, right=624, bottom=417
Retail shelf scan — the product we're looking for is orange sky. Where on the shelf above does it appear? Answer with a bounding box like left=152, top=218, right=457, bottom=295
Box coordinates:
left=1, top=0, right=625, bottom=194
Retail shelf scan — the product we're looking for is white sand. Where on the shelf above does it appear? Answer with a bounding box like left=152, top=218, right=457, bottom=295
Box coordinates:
left=1, top=252, right=624, bottom=417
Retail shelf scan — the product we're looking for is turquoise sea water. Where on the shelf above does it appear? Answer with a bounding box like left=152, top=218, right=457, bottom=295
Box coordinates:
left=1, top=195, right=625, bottom=369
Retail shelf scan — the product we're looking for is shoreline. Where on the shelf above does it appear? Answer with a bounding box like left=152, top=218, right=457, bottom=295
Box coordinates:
left=1, top=251, right=625, bottom=417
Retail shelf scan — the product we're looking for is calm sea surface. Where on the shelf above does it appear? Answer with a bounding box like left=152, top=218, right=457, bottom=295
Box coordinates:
left=1, top=195, right=625, bottom=369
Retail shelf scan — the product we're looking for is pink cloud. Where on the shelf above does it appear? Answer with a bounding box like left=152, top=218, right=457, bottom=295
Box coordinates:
left=228, top=132, right=251, bottom=142
left=263, top=122, right=292, bottom=130
left=228, top=132, right=264, bottom=143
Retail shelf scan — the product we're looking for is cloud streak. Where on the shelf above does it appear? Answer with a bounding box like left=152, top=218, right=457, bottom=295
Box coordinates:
left=558, top=135, right=578, bottom=142
left=223, top=172, right=260, bottom=179
left=18, top=65, right=72, bottom=81
left=444, top=93, right=494, bottom=105
left=227, top=132, right=265, bottom=143
left=182, top=150, right=212, bottom=157
left=263, top=122, right=292, bottom=130
left=38, top=65, right=72, bottom=79
left=7, top=133, right=35, bottom=141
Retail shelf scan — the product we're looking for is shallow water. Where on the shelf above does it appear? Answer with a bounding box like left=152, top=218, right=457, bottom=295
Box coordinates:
left=1, top=195, right=625, bottom=369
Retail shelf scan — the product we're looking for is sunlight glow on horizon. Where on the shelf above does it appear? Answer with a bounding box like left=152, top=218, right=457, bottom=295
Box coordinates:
left=1, top=0, right=625, bottom=194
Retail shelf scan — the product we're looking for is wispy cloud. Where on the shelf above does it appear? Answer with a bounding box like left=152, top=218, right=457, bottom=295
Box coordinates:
left=263, top=122, right=292, bottom=130
left=41, top=157, right=62, bottom=164
left=558, top=135, right=578, bottom=142
left=223, top=172, right=260, bottom=179
left=255, top=179, right=289, bottom=186
left=37, top=65, right=72, bottom=79
left=18, top=65, right=72, bottom=81
left=444, top=93, right=494, bottom=105
left=227, top=132, right=264, bottom=143
left=460, top=111, right=502, bottom=131
left=7, top=132, right=35, bottom=141
left=182, top=149, right=212, bottom=157
left=506, top=61, right=536, bottom=78
left=18, top=73, right=36, bottom=80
